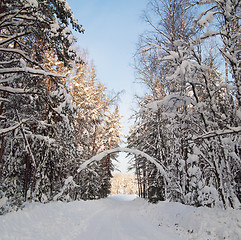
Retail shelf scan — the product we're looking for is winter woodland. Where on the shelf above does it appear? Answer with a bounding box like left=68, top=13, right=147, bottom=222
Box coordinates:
left=0, top=0, right=241, bottom=215
left=0, top=0, right=122, bottom=214
left=128, top=0, right=241, bottom=209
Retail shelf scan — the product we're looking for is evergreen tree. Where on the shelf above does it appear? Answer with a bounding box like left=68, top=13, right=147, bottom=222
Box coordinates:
left=0, top=0, right=83, bottom=213
left=52, top=51, right=122, bottom=201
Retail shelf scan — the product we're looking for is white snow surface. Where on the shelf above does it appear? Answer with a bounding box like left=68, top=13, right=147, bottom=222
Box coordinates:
left=0, top=195, right=240, bottom=240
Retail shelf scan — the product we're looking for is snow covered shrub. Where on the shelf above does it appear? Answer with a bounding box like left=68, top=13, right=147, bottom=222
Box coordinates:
left=198, top=186, right=220, bottom=208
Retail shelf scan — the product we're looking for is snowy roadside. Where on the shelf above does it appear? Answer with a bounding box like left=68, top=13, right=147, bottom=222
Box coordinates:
left=0, top=195, right=240, bottom=240
left=138, top=200, right=241, bottom=240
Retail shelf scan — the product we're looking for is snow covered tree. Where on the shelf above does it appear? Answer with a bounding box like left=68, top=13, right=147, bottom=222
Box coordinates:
left=98, top=106, right=122, bottom=197
left=111, top=173, right=138, bottom=195
left=130, top=0, right=241, bottom=208
left=194, top=0, right=241, bottom=108
left=50, top=51, right=123, bottom=201
left=0, top=0, right=84, bottom=213
left=127, top=98, right=167, bottom=202
left=69, top=54, right=111, bottom=156
left=129, top=0, right=194, bottom=203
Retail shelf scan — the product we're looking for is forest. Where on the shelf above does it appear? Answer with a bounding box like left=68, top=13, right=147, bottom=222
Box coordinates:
left=0, top=0, right=240, bottom=215
left=128, top=0, right=241, bottom=209
left=0, top=0, right=122, bottom=214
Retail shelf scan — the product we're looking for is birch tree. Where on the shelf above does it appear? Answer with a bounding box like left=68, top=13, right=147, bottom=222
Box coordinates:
left=131, top=0, right=241, bottom=208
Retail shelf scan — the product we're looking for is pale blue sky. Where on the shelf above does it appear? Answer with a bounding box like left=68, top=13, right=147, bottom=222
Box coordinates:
left=67, top=0, right=149, bottom=173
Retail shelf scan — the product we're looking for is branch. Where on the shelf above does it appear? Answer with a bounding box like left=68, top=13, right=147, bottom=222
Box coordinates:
left=146, top=18, right=171, bottom=42
left=0, top=48, right=48, bottom=71
left=0, top=31, right=31, bottom=46
left=15, top=110, right=36, bottom=168
left=0, top=118, right=29, bottom=135
left=0, top=86, right=26, bottom=94
left=0, top=67, right=64, bottom=77
left=192, top=126, right=241, bottom=141
left=0, top=7, right=32, bottom=27
left=77, top=147, right=168, bottom=181
left=192, top=31, right=220, bottom=44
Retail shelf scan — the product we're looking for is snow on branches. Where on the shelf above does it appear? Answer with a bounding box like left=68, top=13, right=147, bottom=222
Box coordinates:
left=131, top=0, right=241, bottom=208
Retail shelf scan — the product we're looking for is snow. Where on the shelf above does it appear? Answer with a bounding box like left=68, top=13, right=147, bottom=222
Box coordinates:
left=53, top=177, right=79, bottom=201
left=143, top=201, right=241, bottom=240
left=187, top=154, right=199, bottom=164
left=108, top=194, right=137, bottom=202
left=0, top=97, right=9, bottom=102
left=50, top=18, right=60, bottom=36
left=198, top=12, right=216, bottom=27
left=0, top=197, right=7, bottom=209
left=23, top=0, right=38, bottom=8
left=0, top=195, right=240, bottom=240
left=77, top=147, right=168, bottom=180
left=144, top=94, right=192, bottom=113
left=19, top=58, right=26, bottom=69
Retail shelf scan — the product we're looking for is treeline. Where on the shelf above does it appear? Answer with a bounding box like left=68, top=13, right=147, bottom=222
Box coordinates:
left=0, top=0, right=121, bottom=214
left=128, top=0, right=241, bottom=209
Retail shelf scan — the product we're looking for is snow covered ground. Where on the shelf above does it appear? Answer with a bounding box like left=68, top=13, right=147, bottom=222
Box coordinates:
left=0, top=194, right=240, bottom=240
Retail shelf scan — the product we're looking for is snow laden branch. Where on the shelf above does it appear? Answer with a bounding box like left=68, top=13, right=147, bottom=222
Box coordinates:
left=0, top=48, right=45, bottom=69
left=0, top=118, right=29, bottom=135
left=77, top=147, right=168, bottom=181
left=0, top=67, right=64, bottom=77
left=53, top=176, right=79, bottom=201
left=191, top=126, right=241, bottom=141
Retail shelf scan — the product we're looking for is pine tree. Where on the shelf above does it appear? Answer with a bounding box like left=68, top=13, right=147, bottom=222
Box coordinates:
left=53, top=51, right=123, bottom=201
left=0, top=0, right=83, bottom=213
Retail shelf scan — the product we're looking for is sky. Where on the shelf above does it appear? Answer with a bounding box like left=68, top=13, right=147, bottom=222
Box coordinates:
left=67, top=0, right=149, bottom=173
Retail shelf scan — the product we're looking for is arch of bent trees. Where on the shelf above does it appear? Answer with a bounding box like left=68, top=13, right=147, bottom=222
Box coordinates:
left=54, top=147, right=169, bottom=200
left=77, top=147, right=169, bottom=182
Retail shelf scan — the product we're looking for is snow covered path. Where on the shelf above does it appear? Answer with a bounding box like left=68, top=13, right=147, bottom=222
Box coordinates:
left=0, top=195, right=181, bottom=240
left=79, top=195, right=181, bottom=240
left=0, top=194, right=240, bottom=240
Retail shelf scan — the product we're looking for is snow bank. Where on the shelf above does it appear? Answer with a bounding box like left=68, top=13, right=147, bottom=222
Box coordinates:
left=141, top=201, right=241, bottom=240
